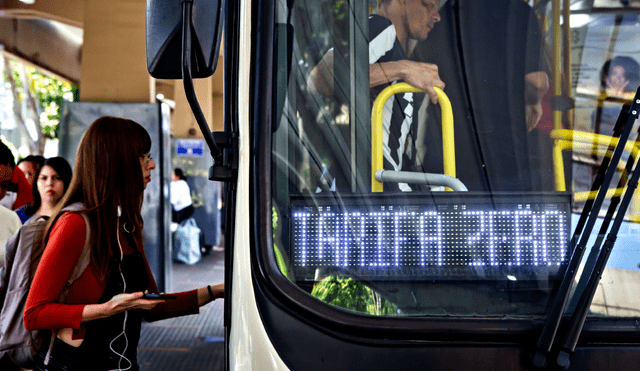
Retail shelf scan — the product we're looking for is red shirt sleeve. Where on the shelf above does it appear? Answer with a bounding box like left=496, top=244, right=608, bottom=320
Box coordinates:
left=24, top=213, right=89, bottom=331
left=140, top=247, right=200, bottom=322
left=11, top=167, right=33, bottom=210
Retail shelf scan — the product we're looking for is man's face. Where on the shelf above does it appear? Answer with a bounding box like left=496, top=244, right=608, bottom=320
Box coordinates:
left=18, top=161, right=36, bottom=186
left=0, top=164, right=13, bottom=201
left=406, top=0, right=441, bottom=41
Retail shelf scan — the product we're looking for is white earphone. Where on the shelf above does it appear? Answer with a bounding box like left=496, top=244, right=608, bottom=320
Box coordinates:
left=110, top=206, right=131, bottom=371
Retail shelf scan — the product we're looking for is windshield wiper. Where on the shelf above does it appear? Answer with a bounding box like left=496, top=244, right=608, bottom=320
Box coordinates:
left=553, top=117, right=640, bottom=370
left=530, top=87, right=640, bottom=369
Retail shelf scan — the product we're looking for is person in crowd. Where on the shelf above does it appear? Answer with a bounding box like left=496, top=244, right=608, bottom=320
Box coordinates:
left=0, top=204, right=21, bottom=266
left=24, top=116, right=224, bottom=371
left=170, top=168, right=194, bottom=224
left=308, top=0, right=444, bottom=191
left=0, top=142, right=13, bottom=204
left=592, top=56, right=640, bottom=136
left=0, top=142, right=22, bottom=266
left=573, top=56, right=640, bottom=204
left=17, top=155, right=46, bottom=186
left=411, top=0, right=553, bottom=192
left=0, top=141, right=34, bottom=210
left=15, top=157, right=73, bottom=223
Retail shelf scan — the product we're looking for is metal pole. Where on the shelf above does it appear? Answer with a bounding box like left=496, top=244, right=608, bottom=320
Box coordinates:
left=552, top=0, right=566, bottom=190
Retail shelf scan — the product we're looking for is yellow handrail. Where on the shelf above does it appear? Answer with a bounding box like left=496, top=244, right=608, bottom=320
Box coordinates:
left=551, top=128, right=640, bottom=203
left=371, top=83, right=454, bottom=192
left=555, top=140, right=636, bottom=170
left=551, top=129, right=640, bottom=183
left=551, top=129, right=640, bottom=157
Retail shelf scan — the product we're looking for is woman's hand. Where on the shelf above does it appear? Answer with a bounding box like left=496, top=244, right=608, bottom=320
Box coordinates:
left=106, top=292, right=165, bottom=314
left=81, top=291, right=164, bottom=322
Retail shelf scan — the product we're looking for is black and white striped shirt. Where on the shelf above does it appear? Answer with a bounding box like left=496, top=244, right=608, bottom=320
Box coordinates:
left=369, top=14, right=415, bottom=192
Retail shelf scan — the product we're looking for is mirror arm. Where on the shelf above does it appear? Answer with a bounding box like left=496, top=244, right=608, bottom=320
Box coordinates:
left=182, top=0, right=223, bottom=161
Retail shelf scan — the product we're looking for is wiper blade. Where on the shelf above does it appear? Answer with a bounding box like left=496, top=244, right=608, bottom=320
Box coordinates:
left=569, top=124, right=639, bottom=310
left=530, top=87, right=640, bottom=369
left=554, top=118, right=640, bottom=370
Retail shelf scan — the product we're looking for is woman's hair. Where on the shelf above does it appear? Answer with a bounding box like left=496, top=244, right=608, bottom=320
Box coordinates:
left=49, top=116, right=152, bottom=278
left=25, top=156, right=72, bottom=215
left=174, top=168, right=186, bottom=181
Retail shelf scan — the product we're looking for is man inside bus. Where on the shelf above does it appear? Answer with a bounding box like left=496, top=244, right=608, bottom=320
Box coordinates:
left=411, top=0, right=554, bottom=192
left=307, top=0, right=445, bottom=191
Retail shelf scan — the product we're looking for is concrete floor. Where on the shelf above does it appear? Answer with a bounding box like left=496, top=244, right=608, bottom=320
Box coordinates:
left=138, top=249, right=225, bottom=371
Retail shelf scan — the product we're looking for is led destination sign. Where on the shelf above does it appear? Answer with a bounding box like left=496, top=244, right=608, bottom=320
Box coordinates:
left=290, top=193, right=571, bottom=281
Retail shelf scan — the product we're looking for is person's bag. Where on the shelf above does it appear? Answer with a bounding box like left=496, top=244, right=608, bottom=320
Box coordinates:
left=0, top=203, right=92, bottom=368
left=173, top=217, right=201, bottom=265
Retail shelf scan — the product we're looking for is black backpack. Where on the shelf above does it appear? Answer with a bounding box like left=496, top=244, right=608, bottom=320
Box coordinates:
left=0, top=203, right=91, bottom=368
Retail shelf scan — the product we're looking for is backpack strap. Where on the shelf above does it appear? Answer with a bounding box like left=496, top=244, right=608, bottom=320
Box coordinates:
left=44, top=202, right=92, bottom=365
left=58, top=204, right=92, bottom=303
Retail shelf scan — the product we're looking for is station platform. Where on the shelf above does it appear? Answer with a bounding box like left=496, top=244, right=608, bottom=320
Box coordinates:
left=138, top=248, right=225, bottom=371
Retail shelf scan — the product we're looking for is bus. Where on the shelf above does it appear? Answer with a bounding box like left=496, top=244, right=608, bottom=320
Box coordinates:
left=147, top=0, right=640, bottom=369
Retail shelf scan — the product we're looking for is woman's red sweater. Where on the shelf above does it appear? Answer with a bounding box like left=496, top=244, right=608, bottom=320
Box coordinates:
left=24, top=212, right=199, bottom=335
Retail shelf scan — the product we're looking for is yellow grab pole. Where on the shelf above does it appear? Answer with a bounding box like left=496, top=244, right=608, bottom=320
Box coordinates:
left=551, top=0, right=565, bottom=191
left=552, top=0, right=562, bottom=132
left=563, top=0, right=573, bottom=129
left=371, top=83, right=453, bottom=192
left=438, top=88, right=455, bottom=178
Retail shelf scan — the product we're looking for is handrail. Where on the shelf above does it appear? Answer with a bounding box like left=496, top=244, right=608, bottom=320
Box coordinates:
left=375, top=170, right=467, bottom=192
left=555, top=139, right=639, bottom=162
left=551, top=129, right=640, bottom=202
left=551, top=129, right=640, bottom=156
left=371, top=83, right=454, bottom=192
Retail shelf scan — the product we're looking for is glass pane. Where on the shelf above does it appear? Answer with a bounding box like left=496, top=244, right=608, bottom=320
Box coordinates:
left=571, top=6, right=640, bottom=318
left=269, top=0, right=640, bottom=320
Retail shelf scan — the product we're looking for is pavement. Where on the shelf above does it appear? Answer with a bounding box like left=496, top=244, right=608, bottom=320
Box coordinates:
left=138, top=249, right=225, bottom=371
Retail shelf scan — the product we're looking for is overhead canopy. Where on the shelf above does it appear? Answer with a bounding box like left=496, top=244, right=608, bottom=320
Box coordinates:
left=0, top=17, right=82, bottom=84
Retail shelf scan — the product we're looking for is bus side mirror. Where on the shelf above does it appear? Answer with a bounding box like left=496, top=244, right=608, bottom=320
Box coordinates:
left=146, top=0, right=224, bottom=79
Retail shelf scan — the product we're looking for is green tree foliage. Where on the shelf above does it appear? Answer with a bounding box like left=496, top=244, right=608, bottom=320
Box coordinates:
left=311, top=275, right=399, bottom=316
left=27, top=68, right=78, bottom=141
left=2, top=57, right=77, bottom=154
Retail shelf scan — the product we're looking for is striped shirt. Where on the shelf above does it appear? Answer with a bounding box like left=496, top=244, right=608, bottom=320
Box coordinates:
left=369, top=14, right=415, bottom=192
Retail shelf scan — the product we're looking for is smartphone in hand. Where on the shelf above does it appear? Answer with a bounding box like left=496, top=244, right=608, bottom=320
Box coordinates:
left=142, top=293, right=177, bottom=299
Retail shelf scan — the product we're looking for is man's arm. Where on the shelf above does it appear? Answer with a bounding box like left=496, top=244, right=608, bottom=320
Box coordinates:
left=371, top=60, right=444, bottom=103
left=525, top=71, right=549, bottom=132
left=308, top=49, right=445, bottom=103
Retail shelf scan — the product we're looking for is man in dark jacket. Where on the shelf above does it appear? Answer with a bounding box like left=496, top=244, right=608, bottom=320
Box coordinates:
left=412, top=0, right=554, bottom=192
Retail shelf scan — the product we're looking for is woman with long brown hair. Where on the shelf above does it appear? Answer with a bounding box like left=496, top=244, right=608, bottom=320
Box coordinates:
left=15, top=156, right=73, bottom=223
left=24, top=116, right=224, bottom=371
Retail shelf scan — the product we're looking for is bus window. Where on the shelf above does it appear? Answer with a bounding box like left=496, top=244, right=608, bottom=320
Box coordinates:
left=266, top=0, right=640, bottom=323
left=570, top=5, right=640, bottom=318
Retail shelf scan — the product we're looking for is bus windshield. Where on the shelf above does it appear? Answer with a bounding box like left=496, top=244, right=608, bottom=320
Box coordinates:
left=267, top=0, right=640, bottom=319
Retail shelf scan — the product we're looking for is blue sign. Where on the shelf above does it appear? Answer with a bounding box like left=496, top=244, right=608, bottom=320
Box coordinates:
left=176, top=139, right=204, bottom=157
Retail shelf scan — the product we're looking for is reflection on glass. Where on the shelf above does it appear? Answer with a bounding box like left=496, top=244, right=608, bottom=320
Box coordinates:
left=269, top=0, right=640, bottom=319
